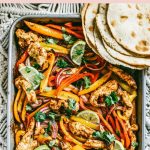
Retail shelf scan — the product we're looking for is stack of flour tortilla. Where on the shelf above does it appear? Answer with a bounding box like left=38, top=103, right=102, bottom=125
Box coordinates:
left=81, top=3, right=150, bottom=69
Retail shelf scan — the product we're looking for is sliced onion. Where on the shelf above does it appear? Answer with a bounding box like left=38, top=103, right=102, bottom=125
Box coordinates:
left=55, top=68, right=71, bottom=87
left=51, top=122, right=58, bottom=139
left=40, top=122, right=48, bottom=128
left=85, top=62, right=106, bottom=71
left=30, top=100, right=42, bottom=108
left=80, top=95, right=88, bottom=103
left=36, top=122, right=40, bottom=128
left=40, top=106, right=49, bottom=112
left=25, top=57, right=30, bottom=66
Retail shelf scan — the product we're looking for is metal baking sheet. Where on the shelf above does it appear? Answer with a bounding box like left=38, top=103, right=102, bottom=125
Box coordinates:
left=7, top=15, right=146, bottom=150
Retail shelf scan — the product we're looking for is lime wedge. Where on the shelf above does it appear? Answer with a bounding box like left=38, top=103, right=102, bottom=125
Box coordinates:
left=114, top=140, right=125, bottom=150
left=19, top=65, right=44, bottom=89
left=70, top=40, right=86, bottom=65
left=77, top=110, right=100, bottom=124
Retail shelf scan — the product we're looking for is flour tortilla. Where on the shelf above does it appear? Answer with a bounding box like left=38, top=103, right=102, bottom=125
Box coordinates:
left=103, top=39, right=150, bottom=67
left=81, top=4, right=99, bottom=55
left=97, top=4, right=132, bottom=56
left=85, top=4, right=99, bottom=48
left=94, top=24, right=143, bottom=70
left=107, top=3, right=150, bottom=55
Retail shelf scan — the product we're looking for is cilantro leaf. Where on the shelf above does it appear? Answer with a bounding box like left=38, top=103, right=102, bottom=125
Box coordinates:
left=84, top=76, right=91, bottom=89
left=26, top=104, right=32, bottom=111
left=56, top=59, right=68, bottom=68
left=33, top=73, right=44, bottom=85
left=92, top=131, right=115, bottom=145
left=105, top=92, right=118, bottom=107
left=47, top=112, right=60, bottom=121
left=76, top=49, right=84, bottom=55
left=116, top=130, right=120, bottom=136
left=63, top=33, right=76, bottom=44
left=68, top=99, right=76, bottom=110
left=25, top=67, right=31, bottom=73
left=46, top=38, right=58, bottom=44
left=33, top=63, right=40, bottom=69
left=34, top=112, right=46, bottom=122
left=131, top=142, right=138, bottom=148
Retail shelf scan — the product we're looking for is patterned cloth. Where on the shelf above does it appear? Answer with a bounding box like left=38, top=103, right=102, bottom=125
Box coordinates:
left=0, top=3, right=149, bottom=149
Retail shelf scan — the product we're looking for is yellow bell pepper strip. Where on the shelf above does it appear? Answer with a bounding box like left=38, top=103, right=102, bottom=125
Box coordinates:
left=15, top=130, right=25, bottom=145
left=40, top=53, right=55, bottom=92
left=70, top=116, right=99, bottom=130
left=117, top=110, right=127, bottom=121
left=129, top=90, right=137, bottom=102
left=40, top=42, right=69, bottom=54
left=72, top=145, right=85, bottom=150
left=14, top=89, right=22, bottom=123
left=34, top=135, right=52, bottom=144
left=72, top=135, right=87, bottom=142
left=17, top=91, right=26, bottom=113
left=21, top=97, right=27, bottom=122
left=78, top=71, right=112, bottom=95
left=60, top=116, right=82, bottom=146
left=24, top=21, right=63, bottom=39
left=39, top=90, right=79, bottom=102
left=27, top=101, right=51, bottom=127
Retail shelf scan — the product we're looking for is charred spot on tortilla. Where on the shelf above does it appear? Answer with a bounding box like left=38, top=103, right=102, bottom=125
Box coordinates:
left=131, top=31, right=136, bottom=38
left=92, top=10, right=97, bottom=14
left=111, top=20, right=116, bottom=27
left=89, top=26, right=94, bottom=32
left=136, top=4, right=140, bottom=10
left=137, top=13, right=143, bottom=19
left=120, top=16, right=128, bottom=22
left=128, top=4, right=132, bottom=8
left=135, top=40, right=149, bottom=52
left=148, top=28, right=150, bottom=31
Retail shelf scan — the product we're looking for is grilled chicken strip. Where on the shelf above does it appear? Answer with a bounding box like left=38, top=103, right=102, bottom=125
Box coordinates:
left=118, top=88, right=133, bottom=119
left=90, top=80, right=118, bottom=107
left=108, top=64, right=137, bottom=89
left=69, top=122, right=95, bottom=138
left=27, top=42, right=47, bottom=66
left=15, top=76, right=37, bottom=103
left=49, top=99, right=79, bottom=112
left=60, top=141, right=72, bottom=150
left=16, top=29, right=42, bottom=49
left=16, top=119, right=37, bottom=150
left=83, top=139, right=106, bottom=149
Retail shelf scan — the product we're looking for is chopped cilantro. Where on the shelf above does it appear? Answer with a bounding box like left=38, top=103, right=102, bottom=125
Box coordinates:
left=131, top=142, right=138, bottom=148
left=33, top=73, right=44, bottom=85
left=105, top=92, right=119, bottom=107
left=26, top=104, right=32, bottom=111
left=116, top=130, right=120, bottom=136
left=92, top=131, right=115, bottom=145
left=47, top=112, right=60, bottom=121
left=68, top=99, right=76, bottom=110
left=76, top=49, right=84, bottom=55
left=63, top=33, right=76, bottom=44
left=45, top=122, right=51, bottom=133
left=56, top=59, right=68, bottom=68
left=34, top=111, right=46, bottom=122
left=46, top=38, right=58, bottom=44
left=26, top=86, right=33, bottom=92
left=83, top=76, right=91, bottom=89
left=25, top=67, right=31, bottom=73
left=33, top=63, right=40, bottom=69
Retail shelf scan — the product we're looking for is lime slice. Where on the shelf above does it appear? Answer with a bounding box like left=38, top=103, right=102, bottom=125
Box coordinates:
left=70, top=40, right=86, bottom=65
left=19, top=65, right=43, bottom=89
left=34, top=145, right=50, bottom=150
left=77, top=110, right=100, bottom=124
left=114, top=140, right=125, bottom=150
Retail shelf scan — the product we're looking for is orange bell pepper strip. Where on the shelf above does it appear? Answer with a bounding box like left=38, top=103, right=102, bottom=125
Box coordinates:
left=115, top=117, right=124, bottom=140
left=40, top=53, right=55, bottom=92
left=60, top=116, right=82, bottom=146
left=72, top=135, right=86, bottom=143
left=64, top=22, right=73, bottom=27
left=72, top=145, right=85, bottom=150
left=112, top=110, right=130, bottom=148
left=96, top=111, right=120, bottom=141
left=108, top=116, right=116, bottom=131
left=79, top=98, right=89, bottom=110
left=15, top=130, right=25, bottom=145
left=48, top=75, right=55, bottom=87
left=45, top=24, right=84, bottom=39
left=39, top=90, right=79, bottom=102
left=16, top=50, right=28, bottom=69
left=70, top=116, right=99, bottom=130
left=24, top=21, right=63, bottom=39
left=40, top=42, right=69, bottom=54
left=56, top=72, right=94, bottom=95
left=27, top=101, right=51, bottom=127
left=14, top=89, right=22, bottom=123
left=78, top=71, right=112, bottom=95
left=21, top=97, right=27, bottom=122
left=17, top=91, right=26, bottom=113
left=34, top=134, right=52, bottom=144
